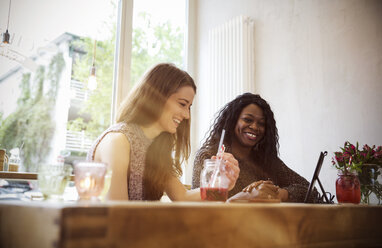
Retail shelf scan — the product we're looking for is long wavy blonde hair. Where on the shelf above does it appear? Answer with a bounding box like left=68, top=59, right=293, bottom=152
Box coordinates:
left=116, top=63, right=196, bottom=200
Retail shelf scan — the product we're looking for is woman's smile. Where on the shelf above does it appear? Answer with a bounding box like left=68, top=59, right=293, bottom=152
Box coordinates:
left=244, top=132, right=257, bottom=140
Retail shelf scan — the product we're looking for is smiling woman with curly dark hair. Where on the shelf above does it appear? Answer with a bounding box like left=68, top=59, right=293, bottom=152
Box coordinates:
left=192, top=93, right=316, bottom=202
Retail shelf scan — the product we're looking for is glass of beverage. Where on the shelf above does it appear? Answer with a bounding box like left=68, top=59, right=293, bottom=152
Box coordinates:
left=0, top=149, right=8, bottom=171
left=99, top=168, right=112, bottom=201
left=336, top=171, right=361, bottom=204
left=74, top=161, right=107, bottom=201
left=200, top=159, right=229, bottom=201
left=38, top=164, right=72, bottom=200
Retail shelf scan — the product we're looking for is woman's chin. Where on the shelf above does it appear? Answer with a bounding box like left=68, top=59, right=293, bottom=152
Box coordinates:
left=241, top=138, right=257, bottom=147
left=243, top=136, right=263, bottom=147
left=166, top=127, right=177, bottom=134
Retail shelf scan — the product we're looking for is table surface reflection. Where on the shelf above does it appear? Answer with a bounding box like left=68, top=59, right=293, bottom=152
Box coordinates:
left=1, top=200, right=381, bottom=248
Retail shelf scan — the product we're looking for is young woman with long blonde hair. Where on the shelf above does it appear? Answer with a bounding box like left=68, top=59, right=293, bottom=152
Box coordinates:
left=88, top=63, right=239, bottom=200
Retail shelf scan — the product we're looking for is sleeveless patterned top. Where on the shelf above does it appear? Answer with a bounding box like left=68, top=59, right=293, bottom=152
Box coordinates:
left=87, top=122, right=153, bottom=200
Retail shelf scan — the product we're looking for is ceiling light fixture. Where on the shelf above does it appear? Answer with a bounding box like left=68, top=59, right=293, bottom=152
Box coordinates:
left=1, top=0, right=37, bottom=72
left=87, top=40, right=97, bottom=91
left=2, top=0, right=12, bottom=44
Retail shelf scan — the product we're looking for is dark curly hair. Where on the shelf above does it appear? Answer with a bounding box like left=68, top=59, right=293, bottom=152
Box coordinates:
left=201, top=93, right=279, bottom=164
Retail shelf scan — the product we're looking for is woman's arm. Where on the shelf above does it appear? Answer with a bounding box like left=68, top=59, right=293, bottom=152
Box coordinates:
left=191, top=148, right=213, bottom=189
left=165, top=175, right=201, bottom=201
left=94, top=132, right=131, bottom=200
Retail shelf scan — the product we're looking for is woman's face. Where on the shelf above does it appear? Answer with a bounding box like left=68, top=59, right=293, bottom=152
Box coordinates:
left=158, top=85, right=195, bottom=134
left=233, top=103, right=266, bottom=148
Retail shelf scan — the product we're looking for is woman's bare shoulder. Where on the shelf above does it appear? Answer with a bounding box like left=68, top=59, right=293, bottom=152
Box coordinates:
left=102, top=132, right=130, bottom=146
left=95, top=132, right=130, bottom=162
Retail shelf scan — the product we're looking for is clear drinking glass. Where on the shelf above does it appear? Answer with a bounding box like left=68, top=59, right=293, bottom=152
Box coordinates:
left=38, top=164, right=72, bottom=200
left=99, top=168, right=112, bottom=201
left=74, top=161, right=107, bottom=201
left=200, top=159, right=229, bottom=201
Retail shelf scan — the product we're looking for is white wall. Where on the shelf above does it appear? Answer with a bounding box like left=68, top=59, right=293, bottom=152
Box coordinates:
left=190, top=0, right=382, bottom=196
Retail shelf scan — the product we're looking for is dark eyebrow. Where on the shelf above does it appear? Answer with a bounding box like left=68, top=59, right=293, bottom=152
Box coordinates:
left=178, top=98, right=190, bottom=104
left=243, top=113, right=265, bottom=119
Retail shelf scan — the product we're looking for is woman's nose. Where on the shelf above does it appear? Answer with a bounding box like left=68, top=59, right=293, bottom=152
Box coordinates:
left=249, top=122, right=258, bottom=130
left=183, top=108, right=190, bottom=120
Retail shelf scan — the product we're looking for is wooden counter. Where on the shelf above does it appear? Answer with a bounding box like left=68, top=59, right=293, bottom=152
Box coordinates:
left=1, top=200, right=381, bottom=248
left=0, top=172, right=75, bottom=181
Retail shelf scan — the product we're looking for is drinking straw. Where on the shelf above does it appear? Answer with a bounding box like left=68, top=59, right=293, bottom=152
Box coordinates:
left=217, top=129, right=226, bottom=157
left=209, top=129, right=226, bottom=187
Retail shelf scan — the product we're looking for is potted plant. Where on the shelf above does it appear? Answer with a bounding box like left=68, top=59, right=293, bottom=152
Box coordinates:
left=332, top=142, right=362, bottom=204
left=332, top=141, right=382, bottom=204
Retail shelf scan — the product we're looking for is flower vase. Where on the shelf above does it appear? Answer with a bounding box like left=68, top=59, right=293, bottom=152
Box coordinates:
left=335, top=171, right=361, bottom=204
left=358, top=164, right=381, bottom=205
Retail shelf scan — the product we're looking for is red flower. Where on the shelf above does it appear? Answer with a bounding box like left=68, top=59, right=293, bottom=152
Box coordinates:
left=333, top=141, right=382, bottom=172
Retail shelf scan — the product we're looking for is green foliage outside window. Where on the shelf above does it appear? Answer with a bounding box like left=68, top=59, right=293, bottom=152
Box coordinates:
left=0, top=11, right=184, bottom=171
left=130, top=12, right=184, bottom=86
left=68, top=12, right=184, bottom=136
left=0, top=53, right=65, bottom=171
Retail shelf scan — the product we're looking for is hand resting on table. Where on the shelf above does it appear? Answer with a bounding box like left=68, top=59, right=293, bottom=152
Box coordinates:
left=228, top=180, right=288, bottom=202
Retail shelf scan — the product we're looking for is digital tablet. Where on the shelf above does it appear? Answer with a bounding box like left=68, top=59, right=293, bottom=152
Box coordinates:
left=304, top=151, right=331, bottom=203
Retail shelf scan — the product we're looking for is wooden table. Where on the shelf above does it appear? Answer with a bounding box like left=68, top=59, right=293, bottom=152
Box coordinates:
left=0, top=172, right=75, bottom=181
left=0, top=200, right=381, bottom=248
left=0, top=172, right=39, bottom=180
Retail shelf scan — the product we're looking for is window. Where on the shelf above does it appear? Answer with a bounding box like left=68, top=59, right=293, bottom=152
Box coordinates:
left=0, top=0, right=187, bottom=172
left=131, top=0, right=186, bottom=85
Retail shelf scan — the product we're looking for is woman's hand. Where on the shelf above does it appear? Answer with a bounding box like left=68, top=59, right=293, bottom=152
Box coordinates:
left=277, top=188, right=288, bottom=202
left=243, top=180, right=289, bottom=201
left=212, top=152, right=240, bottom=191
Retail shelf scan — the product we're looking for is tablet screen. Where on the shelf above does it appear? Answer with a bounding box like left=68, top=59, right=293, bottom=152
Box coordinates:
left=304, top=151, right=328, bottom=203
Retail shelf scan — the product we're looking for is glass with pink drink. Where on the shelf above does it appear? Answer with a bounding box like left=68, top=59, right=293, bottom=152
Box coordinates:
left=200, top=159, right=229, bottom=201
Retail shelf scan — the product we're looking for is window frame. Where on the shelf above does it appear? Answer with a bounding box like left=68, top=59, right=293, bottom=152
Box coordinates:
left=112, top=0, right=195, bottom=184
left=111, top=0, right=134, bottom=123
left=112, top=0, right=195, bottom=124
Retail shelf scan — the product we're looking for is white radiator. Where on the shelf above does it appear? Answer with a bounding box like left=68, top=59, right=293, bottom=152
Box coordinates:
left=208, top=15, right=255, bottom=117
